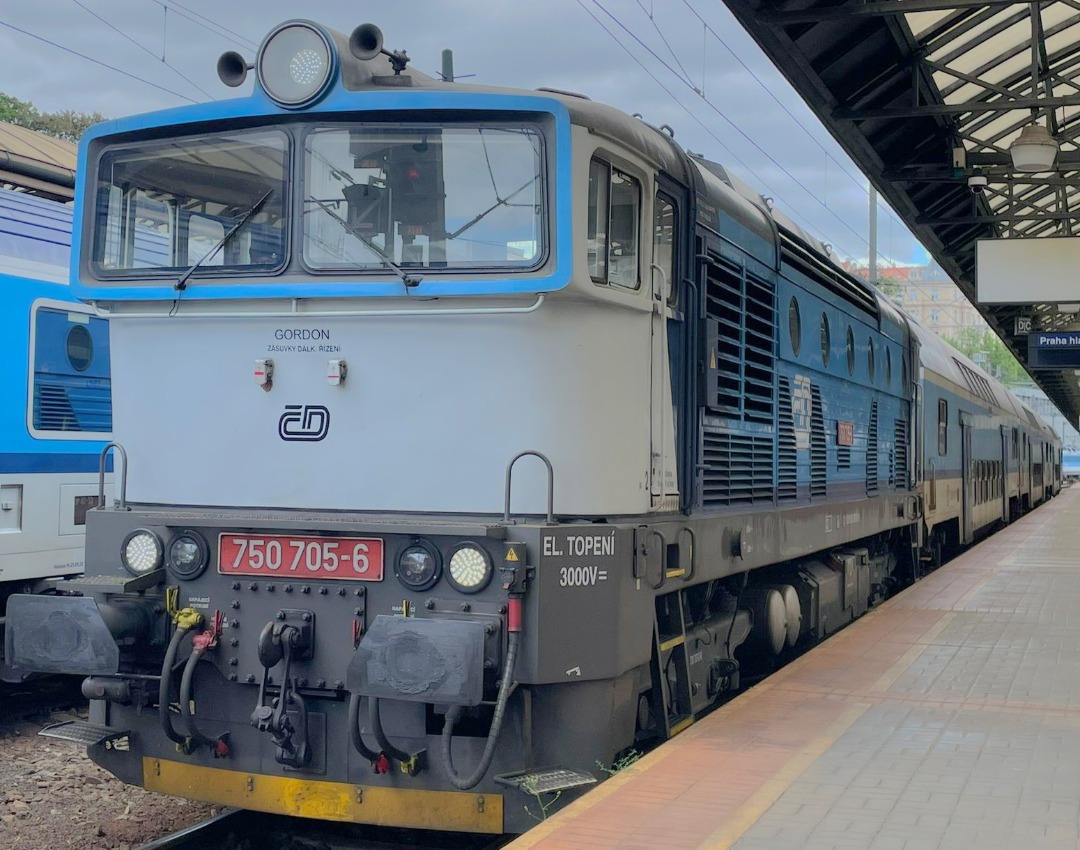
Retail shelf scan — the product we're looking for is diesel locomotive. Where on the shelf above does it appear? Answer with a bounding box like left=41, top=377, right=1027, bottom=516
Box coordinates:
left=5, top=20, right=1059, bottom=833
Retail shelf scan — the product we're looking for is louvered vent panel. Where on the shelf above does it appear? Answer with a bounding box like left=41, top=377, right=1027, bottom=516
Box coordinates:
left=810, top=385, right=827, bottom=498
left=838, top=446, right=851, bottom=469
left=866, top=401, right=879, bottom=496
left=743, top=276, right=776, bottom=424
left=777, top=378, right=797, bottom=501
left=701, top=429, right=775, bottom=507
left=703, top=258, right=775, bottom=423
left=33, top=382, right=112, bottom=432
left=893, top=419, right=908, bottom=489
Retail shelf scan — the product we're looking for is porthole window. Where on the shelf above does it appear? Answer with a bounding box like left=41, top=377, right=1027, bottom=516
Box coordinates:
left=820, top=313, right=830, bottom=366
left=867, top=338, right=875, bottom=382
left=66, top=325, right=93, bottom=372
left=846, top=327, right=855, bottom=376
left=886, top=347, right=893, bottom=385
left=789, top=297, right=802, bottom=357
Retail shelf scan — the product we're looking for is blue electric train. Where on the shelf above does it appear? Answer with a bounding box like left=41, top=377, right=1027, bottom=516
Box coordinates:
left=0, top=186, right=112, bottom=652
left=5, top=19, right=1059, bottom=834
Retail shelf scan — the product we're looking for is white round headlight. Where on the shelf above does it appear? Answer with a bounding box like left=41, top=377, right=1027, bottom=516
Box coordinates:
left=122, top=530, right=163, bottom=575
left=447, top=544, right=492, bottom=593
left=257, top=22, right=336, bottom=108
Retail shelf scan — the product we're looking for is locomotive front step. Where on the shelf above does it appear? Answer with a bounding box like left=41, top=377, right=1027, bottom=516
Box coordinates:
left=495, top=767, right=598, bottom=794
left=39, top=719, right=129, bottom=747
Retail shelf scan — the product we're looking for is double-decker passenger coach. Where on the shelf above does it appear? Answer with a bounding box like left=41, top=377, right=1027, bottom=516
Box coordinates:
left=5, top=20, right=1059, bottom=834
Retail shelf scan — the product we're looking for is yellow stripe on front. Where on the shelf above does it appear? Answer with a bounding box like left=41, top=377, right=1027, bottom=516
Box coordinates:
left=143, top=758, right=503, bottom=833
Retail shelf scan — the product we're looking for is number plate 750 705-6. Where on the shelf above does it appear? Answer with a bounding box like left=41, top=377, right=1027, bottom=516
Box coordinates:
left=218, top=533, right=384, bottom=581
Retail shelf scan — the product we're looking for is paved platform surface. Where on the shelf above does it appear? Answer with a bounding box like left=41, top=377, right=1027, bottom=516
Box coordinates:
left=508, top=488, right=1080, bottom=850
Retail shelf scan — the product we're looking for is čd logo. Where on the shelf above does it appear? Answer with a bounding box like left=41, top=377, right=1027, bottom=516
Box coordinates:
left=278, top=405, right=330, bottom=442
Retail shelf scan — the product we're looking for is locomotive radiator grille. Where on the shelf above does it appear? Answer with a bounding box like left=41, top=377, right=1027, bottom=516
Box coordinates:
left=893, top=418, right=909, bottom=489
left=810, top=385, right=827, bottom=498
left=701, top=429, right=775, bottom=506
left=777, top=377, right=797, bottom=501
left=867, top=401, right=879, bottom=496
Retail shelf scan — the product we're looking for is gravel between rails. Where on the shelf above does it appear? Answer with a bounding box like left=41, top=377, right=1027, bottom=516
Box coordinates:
left=0, top=709, right=215, bottom=850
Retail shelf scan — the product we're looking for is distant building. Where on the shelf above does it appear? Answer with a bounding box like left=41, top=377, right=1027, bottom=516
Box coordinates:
left=842, top=259, right=986, bottom=337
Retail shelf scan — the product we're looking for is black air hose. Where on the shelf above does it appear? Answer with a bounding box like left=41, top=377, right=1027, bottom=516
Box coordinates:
left=159, top=624, right=192, bottom=748
left=347, top=693, right=380, bottom=762
left=441, top=630, right=520, bottom=790
left=370, top=697, right=411, bottom=762
left=179, top=647, right=228, bottom=754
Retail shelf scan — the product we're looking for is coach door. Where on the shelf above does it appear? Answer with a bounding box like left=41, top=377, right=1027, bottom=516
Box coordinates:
left=650, top=186, right=681, bottom=511
left=961, top=413, right=974, bottom=544
left=1000, top=426, right=1010, bottom=522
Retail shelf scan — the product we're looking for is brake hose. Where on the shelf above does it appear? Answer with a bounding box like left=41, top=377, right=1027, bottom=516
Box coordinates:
left=347, top=693, right=380, bottom=762
left=441, top=630, right=520, bottom=790
left=159, top=619, right=197, bottom=750
left=370, top=697, right=411, bottom=763
left=179, top=644, right=229, bottom=756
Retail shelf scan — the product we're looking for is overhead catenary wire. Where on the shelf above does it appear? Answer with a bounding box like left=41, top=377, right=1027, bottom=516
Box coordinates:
left=148, top=0, right=258, bottom=52
left=0, top=17, right=197, bottom=103
left=588, top=0, right=903, bottom=269
left=70, top=0, right=215, bottom=101
left=574, top=1, right=881, bottom=267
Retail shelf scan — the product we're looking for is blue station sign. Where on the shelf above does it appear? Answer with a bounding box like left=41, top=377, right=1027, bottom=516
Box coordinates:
left=1027, top=332, right=1080, bottom=368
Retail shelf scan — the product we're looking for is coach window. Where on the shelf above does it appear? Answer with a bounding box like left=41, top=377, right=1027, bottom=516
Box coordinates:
left=653, top=193, right=676, bottom=304
left=589, top=158, right=640, bottom=289
left=820, top=313, right=830, bottom=366
left=789, top=297, right=802, bottom=357
left=938, top=399, right=948, bottom=455
left=846, top=327, right=855, bottom=376
left=867, top=338, right=875, bottom=382
left=885, top=347, right=893, bottom=386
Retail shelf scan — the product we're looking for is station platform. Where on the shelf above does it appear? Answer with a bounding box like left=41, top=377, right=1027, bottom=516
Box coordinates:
left=509, top=487, right=1080, bottom=850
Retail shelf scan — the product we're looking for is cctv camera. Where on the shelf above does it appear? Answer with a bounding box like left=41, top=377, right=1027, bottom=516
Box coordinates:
left=968, top=174, right=988, bottom=195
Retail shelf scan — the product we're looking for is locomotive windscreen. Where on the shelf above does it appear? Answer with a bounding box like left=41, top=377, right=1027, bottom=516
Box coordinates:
left=89, top=129, right=287, bottom=275
left=303, top=123, right=545, bottom=271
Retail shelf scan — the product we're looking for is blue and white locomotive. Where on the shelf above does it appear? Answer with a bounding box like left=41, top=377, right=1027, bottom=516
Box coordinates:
left=0, top=187, right=111, bottom=631
left=5, top=20, right=1058, bottom=834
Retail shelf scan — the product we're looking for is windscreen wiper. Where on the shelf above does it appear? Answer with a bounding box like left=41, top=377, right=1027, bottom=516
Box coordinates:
left=175, top=188, right=274, bottom=291
left=446, top=175, right=538, bottom=241
left=307, top=196, right=423, bottom=288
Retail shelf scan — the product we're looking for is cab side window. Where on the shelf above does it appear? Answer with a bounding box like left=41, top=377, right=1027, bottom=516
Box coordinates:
left=588, top=158, right=640, bottom=289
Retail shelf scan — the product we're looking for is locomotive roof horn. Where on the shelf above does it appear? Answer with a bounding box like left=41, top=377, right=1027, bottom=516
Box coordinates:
left=349, top=24, right=411, bottom=75
left=217, top=51, right=253, bottom=88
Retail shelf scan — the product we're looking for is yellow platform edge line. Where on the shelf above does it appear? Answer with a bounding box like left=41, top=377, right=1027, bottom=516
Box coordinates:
left=143, top=757, right=503, bottom=834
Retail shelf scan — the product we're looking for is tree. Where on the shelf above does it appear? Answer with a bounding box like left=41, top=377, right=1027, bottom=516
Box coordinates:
left=943, top=328, right=1033, bottom=387
left=0, top=91, right=106, bottom=142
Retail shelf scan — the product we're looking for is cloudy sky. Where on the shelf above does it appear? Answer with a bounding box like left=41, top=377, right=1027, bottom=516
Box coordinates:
left=0, top=0, right=929, bottom=268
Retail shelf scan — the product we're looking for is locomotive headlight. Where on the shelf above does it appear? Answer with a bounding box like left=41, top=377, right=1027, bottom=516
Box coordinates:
left=121, top=530, right=163, bottom=575
left=395, top=540, right=441, bottom=591
left=257, top=22, right=336, bottom=108
left=447, top=544, right=492, bottom=593
left=166, top=531, right=209, bottom=580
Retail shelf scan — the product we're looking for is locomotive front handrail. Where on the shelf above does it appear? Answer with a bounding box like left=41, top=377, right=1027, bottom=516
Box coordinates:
left=503, top=451, right=554, bottom=525
left=94, top=293, right=546, bottom=321
left=98, top=442, right=129, bottom=510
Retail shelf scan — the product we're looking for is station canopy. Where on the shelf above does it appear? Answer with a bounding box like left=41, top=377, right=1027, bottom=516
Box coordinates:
left=724, top=0, right=1080, bottom=423
left=0, top=121, right=76, bottom=201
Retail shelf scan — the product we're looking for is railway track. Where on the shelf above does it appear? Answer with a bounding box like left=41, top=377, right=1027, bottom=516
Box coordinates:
left=0, top=676, right=84, bottom=726
left=135, top=809, right=511, bottom=850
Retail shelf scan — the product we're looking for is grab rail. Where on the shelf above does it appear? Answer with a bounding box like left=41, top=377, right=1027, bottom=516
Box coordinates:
left=503, top=451, right=554, bottom=525
left=98, top=442, right=129, bottom=509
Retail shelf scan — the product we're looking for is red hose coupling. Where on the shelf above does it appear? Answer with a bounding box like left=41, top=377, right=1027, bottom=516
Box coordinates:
left=508, top=596, right=523, bottom=633
left=373, top=753, right=392, bottom=774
